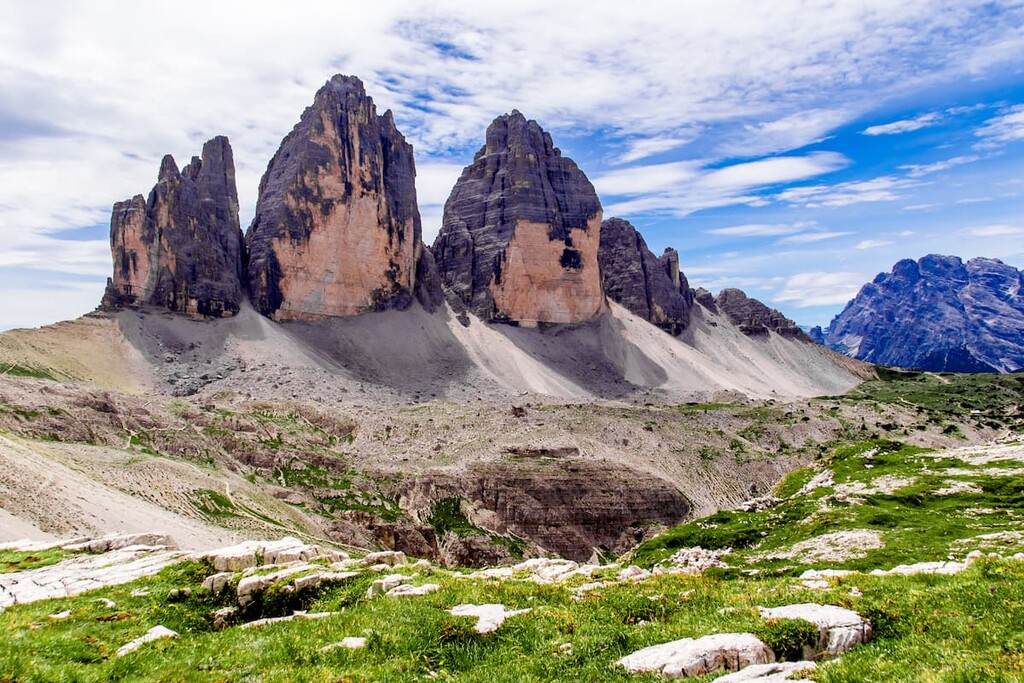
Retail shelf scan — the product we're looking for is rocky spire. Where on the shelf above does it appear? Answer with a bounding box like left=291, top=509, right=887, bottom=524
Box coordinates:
left=245, top=74, right=438, bottom=320
left=432, top=110, right=605, bottom=325
left=598, top=217, right=693, bottom=335
left=101, top=136, right=244, bottom=317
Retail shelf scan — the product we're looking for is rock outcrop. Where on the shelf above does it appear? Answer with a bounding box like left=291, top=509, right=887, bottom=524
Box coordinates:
left=246, top=75, right=438, bottom=321
left=101, top=136, right=244, bottom=317
left=598, top=217, right=692, bottom=334
left=824, top=255, right=1024, bottom=372
left=450, top=458, right=690, bottom=562
left=432, top=110, right=605, bottom=325
left=712, top=288, right=808, bottom=339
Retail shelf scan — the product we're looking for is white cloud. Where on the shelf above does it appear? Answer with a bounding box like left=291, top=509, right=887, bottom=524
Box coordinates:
left=599, top=152, right=848, bottom=217
left=899, top=155, right=979, bottom=177
left=773, top=271, right=867, bottom=307
left=616, top=135, right=696, bottom=164
left=963, top=224, right=1024, bottom=237
left=777, top=175, right=919, bottom=208
left=415, top=161, right=465, bottom=241
left=862, top=112, right=940, bottom=136
left=855, top=239, right=894, bottom=249
left=594, top=161, right=703, bottom=196
left=701, top=152, right=849, bottom=188
left=975, top=105, right=1024, bottom=146
left=0, top=281, right=103, bottom=331
left=777, top=231, right=852, bottom=244
left=721, top=108, right=849, bottom=157
left=705, top=223, right=808, bottom=237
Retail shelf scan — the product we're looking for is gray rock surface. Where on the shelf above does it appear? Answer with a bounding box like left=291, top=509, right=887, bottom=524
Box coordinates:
left=246, top=74, right=439, bottom=320
left=824, top=255, right=1024, bottom=372
left=616, top=632, right=774, bottom=678
left=713, top=289, right=809, bottom=339
left=432, top=110, right=605, bottom=324
left=101, top=136, right=244, bottom=317
left=115, top=625, right=179, bottom=657
left=714, top=661, right=817, bottom=682
left=449, top=603, right=532, bottom=633
left=598, top=217, right=693, bottom=334
left=1, top=542, right=182, bottom=608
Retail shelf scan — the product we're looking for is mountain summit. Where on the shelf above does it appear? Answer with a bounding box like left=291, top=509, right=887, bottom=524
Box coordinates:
left=245, top=75, right=436, bottom=320
left=824, top=254, right=1024, bottom=372
left=432, top=110, right=605, bottom=325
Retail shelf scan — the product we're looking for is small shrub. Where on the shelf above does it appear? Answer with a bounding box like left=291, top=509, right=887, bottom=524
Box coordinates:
left=755, top=618, right=819, bottom=660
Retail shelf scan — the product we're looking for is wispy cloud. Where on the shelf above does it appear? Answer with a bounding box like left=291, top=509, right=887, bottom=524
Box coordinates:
left=975, top=104, right=1024, bottom=146
left=616, top=134, right=695, bottom=164
left=963, top=223, right=1024, bottom=237
left=719, top=108, right=849, bottom=157
left=862, top=112, right=940, bottom=136
left=776, top=231, right=851, bottom=244
left=855, top=239, right=893, bottom=250
left=776, top=176, right=918, bottom=208
left=899, top=155, right=979, bottom=177
left=599, top=152, right=848, bottom=216
left=705, top=223, right=809, bottom=237
left=773, top=271, right=867, bottom=307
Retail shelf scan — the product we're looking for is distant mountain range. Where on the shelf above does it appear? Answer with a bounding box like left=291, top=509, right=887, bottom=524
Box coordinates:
left=816, top=255, right=1024, bottom=373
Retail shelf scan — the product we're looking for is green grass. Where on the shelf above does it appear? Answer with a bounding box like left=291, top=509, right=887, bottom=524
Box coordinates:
left=0, top=363, right=59, bottom=381
left=843, top=371, right=1024, bottom=430
left=2, top=552, right=1023, bottom=681
left=631, top=438, right=1024, bottom=574
left=0, top=548, right=71, bottom=573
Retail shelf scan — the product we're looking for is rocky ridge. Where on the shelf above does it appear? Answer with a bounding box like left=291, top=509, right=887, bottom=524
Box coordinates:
left=432, top=110, right=605, bottom=325
left=711, top=289, right=809, bottom=339
left=823, top=254, right=1024, bottom=372
left=101, top=136, right=244, bottom=317
left=598, top=217, right=693, bottom=335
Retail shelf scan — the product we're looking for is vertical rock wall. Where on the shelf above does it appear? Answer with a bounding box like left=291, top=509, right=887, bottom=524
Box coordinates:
left=245, top=75, right=428, bottom=320
left=102, top=136, right=244, bottom=317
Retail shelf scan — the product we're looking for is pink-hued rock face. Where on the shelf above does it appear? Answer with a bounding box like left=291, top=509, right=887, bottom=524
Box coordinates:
left=433, top=111, right=606, bottom=325
left=102, top=137, right=244, bottom=318
left=246, top=75, right=425, bottom=321
left=490, top=219, right=605, bottom=325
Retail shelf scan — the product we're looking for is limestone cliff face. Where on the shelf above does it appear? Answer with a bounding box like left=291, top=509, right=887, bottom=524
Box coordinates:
left=433, top=111, right=605, bottom=325
left=598, top=217, right=693, bottom=334
left=101, top=136, right=244, bottom=317
left=246, top=75, right=433, bottom=320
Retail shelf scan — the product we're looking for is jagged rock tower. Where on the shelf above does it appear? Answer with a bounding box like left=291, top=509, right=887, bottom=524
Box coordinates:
left=433, top=111, right=605, bottom=325
left=598, top=217, right=693, bottom=335
left=101, top=136, right=244, bottom=317
left=246, top=75, right=437, bottom=320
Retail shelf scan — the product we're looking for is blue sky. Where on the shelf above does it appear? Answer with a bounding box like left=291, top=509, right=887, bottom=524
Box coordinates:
left=0, top=0, right=1022, bottom=330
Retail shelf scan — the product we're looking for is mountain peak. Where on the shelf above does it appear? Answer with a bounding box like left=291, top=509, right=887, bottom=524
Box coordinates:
left=825, top=254, right=1024, bottom=372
